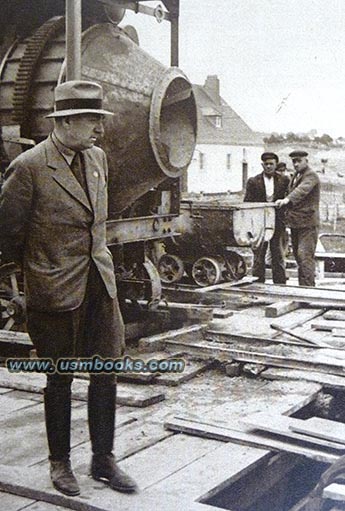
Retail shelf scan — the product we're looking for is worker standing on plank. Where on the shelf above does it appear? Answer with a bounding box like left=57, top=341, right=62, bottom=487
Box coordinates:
left=275, top=150, right=320, bottom=287
left=244, top=152, right=290, bottom=284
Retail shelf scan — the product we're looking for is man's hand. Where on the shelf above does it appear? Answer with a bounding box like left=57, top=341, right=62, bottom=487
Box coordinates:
left=275, top=197, right=290, bottom=208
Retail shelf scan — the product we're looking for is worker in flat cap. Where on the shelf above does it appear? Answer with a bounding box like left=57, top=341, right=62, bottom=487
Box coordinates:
left=0, top=81, right=137, bottom=496
left=275, top=150, right=320, bottom=286
left=276, top=161, right=287, bottom=175
left=275, top=161, right=291, bottom=178
left=244, top=152, right=289, bottom=284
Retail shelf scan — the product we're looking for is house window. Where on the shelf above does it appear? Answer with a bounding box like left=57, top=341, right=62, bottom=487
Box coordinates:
left=199, top=152, right=205, bottom=169
left=215, top=116, right=222, bottom=128
left=226, top=153, right=231, bottom=170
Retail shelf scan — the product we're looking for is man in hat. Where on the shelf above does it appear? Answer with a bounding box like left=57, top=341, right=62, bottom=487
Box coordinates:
left=244, top=152, right=289, bottom=283
left=275, top=150, right=320, bottom=286
left=0, top=81, right=137, bottom=496
left=276, top=161, right=292, bottom=179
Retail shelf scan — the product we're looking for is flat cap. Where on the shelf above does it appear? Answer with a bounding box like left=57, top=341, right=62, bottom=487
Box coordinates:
left=289, top=150, right=308, bottom=158
left=261, top=152, right=279, bottom=162
left=276, top=162, right=287, bottom=170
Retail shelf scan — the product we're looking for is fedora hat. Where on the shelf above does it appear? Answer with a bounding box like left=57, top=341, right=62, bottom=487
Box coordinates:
left=46, top=80, right=113, bottom=118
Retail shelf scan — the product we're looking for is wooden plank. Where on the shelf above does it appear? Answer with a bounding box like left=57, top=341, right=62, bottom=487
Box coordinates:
left=73, top=380, right=166, bottom=408
left=323, top=483, right=345, bottom=502
left=190, top=379, right=321, bottom=427
left=71, top=418, right=173, bottom=475
left=0, top=463, right=222, bottom=511
left=209, top=282, right=345, bottom=306
left=270, top=323, right=331, bottom=348
left=117, top=372, right=156, bottom=384
left=315, top=252, right=345, bottom=259
left=0, top=491, right=35, bottom=511
left=117, top=350, right=187, bottom=384
left=18, top=501, right=68, bottom=510
left=164, top=417, right=338, bottom=463
left=0, top=330, right=31, bottom=345
left=143, top=439, right=269, bottom=502
left=0, top=392, right=38, bottom=414
left=0, top=387, right=12, bottom=394
left=196, top=275, right=258, bottom=292
left=0, top=367, right=46, bottom=394
left=206, top=329, right=316, bottom=348
left=324, top=311, right=345, bottom=321
left=1, top=405, right=133, bottom=474
left=118, top=434, right=222, bottom=491
left=155, top=359, right=214, bottom=386
left=167, top=304, right=214, bottom=324
left=332, top=329, right=345, bottom=338
left=290, top=417, right=345, bottom=445
left=0, top=368, right=165, bottom=408
left=163, top=338, right=345, bottom=377
left=265, top=301, right=302, bottom=318
left=245, top=412, right=345, bottom=451
left=163, top=284, right=345, bottom=309
left=207, top=306, right=324, bottom=342
left=212, top=308, right=235, bottom=318
left=0, top=401, right=137, bottom=468
left=312, top=320, right=345, bottom=331
left=138, top=324, right=206, bottom=352
left=261, top=368, right=345, bottom=390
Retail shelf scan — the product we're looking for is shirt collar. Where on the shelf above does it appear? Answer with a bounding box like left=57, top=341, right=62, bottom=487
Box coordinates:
left=51, top=132, right=76, bottom=166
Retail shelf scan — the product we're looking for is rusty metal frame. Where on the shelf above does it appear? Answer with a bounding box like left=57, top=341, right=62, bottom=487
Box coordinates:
left=106, top=215, right=180, bottom=245
left=95, top=0, right=180, bottom=66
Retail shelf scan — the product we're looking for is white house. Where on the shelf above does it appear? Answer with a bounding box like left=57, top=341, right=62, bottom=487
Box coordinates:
left=188, top=75, right=264, bottom=193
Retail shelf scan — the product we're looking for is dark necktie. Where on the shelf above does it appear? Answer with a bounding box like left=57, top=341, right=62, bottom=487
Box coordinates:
left=290, top=172, right=299, bottom=191
left=70, top=152, right=88, bottom=194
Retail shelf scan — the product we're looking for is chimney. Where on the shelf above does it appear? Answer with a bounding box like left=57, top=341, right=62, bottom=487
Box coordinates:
left=204, top=75, right=220, bottom=104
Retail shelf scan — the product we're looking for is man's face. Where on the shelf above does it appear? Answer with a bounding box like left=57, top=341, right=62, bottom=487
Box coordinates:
left=262, top=158, right=277, bottom=177
left=292, top=157, right=308, bottom=173
left=276, top=166, right=286, bottom=176
left=63, top=113, right=105, bottom=151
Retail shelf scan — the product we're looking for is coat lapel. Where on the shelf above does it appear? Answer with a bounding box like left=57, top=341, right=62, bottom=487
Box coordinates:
left=258, top=173, right=266, bottom=201
left=290, top=171, right=303, bottom=192
left=273, top=174, right=282, bottom=200
left=83, top=151, right=100, bottom=213
left=45, top=137, right=92, bottom=212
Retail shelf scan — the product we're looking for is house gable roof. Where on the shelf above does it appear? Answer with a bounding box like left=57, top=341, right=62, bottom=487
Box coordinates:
left=193, top=83, right=263, bottom=146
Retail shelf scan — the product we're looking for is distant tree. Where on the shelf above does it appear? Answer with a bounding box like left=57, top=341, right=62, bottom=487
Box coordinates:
left=298, top=134, right=311, bottom=143
left=313, top=133, right=333, bottom=146
left=264, top=133, right=285, bottom=144
left=286, top=132, right=298, bottom=143
left=319, top=133, right=333, bottom=146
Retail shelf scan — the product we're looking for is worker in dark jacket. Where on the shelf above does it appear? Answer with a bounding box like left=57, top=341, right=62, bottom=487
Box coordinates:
left=276, top=150, right=320, bottom=287
left=0, top=81, right=137, bottom=496
left=244, top=152, right=290, bottom=284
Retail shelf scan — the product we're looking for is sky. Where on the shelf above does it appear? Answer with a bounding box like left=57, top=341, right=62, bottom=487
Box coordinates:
left=120, top=0, right=345, bottom=139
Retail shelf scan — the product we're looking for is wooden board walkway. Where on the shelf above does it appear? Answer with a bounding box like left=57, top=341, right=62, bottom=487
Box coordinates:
left=2, top=280, right=345, bottom=509
left=0, top=368, right=325, bottom=510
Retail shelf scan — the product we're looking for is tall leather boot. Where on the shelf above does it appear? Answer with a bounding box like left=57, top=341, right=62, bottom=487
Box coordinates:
left=44, top=384, right=80, bottom=496
left=88, top=383, right=137, bottom=493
